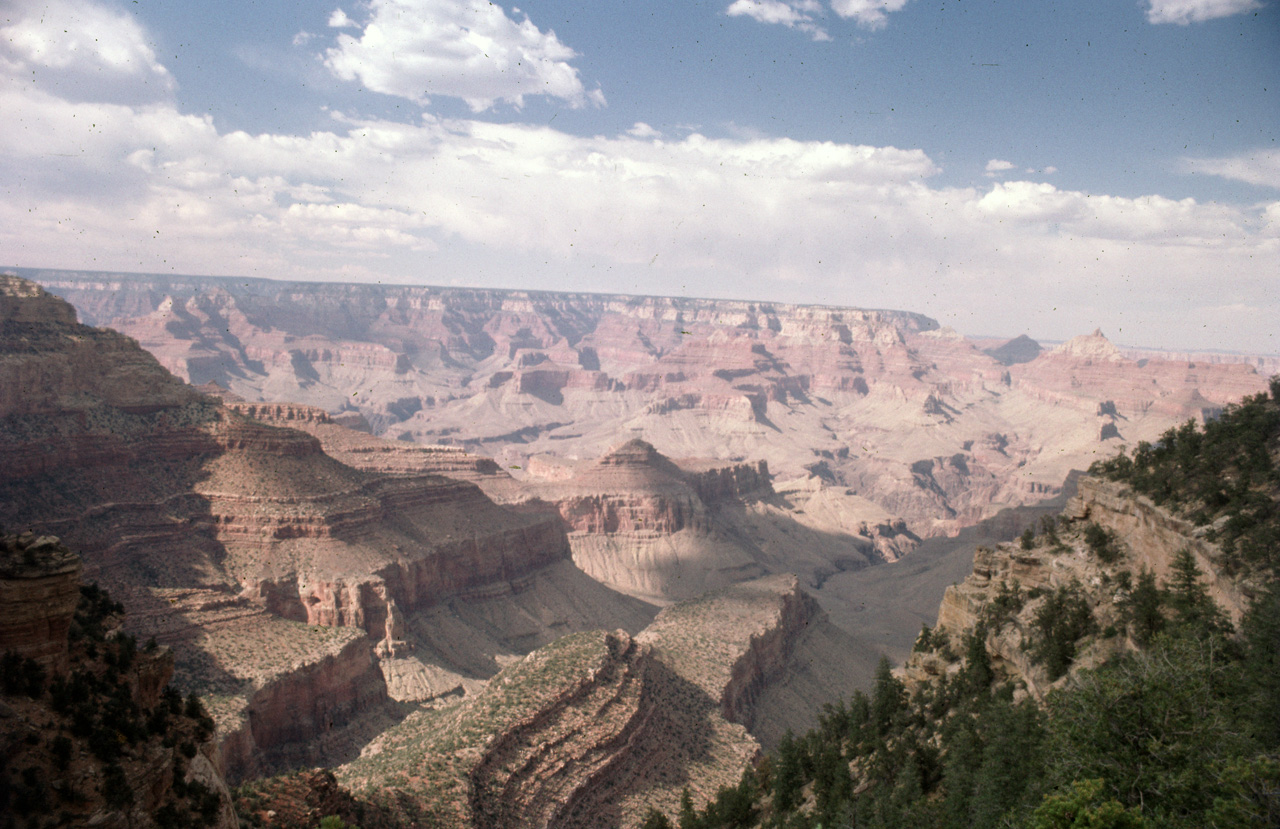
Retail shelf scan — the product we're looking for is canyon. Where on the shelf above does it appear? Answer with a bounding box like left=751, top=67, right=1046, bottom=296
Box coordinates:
left=2, top=268, right=1276, bottom=826
left=0, top=275, right=880, bottom=824
left=31, top=269, right=1270, bottom=546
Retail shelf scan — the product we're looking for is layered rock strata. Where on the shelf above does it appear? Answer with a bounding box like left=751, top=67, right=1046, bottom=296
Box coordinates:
left=38, top=270, right=1269, bottom=542
left=339, top=574, right=868, bottom=828
left=0, top=532, right=82, bottom=669
left=903, top=475, right=1249, bottom=701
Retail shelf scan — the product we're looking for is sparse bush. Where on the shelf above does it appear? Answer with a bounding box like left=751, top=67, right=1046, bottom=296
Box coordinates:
left=1084, top=523, right=1120, bottom=564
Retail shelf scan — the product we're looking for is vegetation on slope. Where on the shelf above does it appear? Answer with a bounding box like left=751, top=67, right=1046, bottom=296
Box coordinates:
left=0, top=581, right=227, bottom=829
left=1090, top=378, right=1280, bottom=575
left=660, top=380, right=1280, bottom=829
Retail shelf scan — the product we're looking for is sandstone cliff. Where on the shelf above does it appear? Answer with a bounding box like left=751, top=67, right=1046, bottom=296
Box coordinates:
left=38, top=270, right=1268, bottom=546
left=337, top=574, right=871, bottom=828
left=0, top=276, right=654, bottom=782
left=0, top=532, right=82, bottom=670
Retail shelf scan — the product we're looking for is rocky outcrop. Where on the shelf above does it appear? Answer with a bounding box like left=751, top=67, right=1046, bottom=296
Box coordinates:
left=1067, top=476, right=1249, bottom=623
left=217, top=633, right=389, bottom=782
left=718, top=578, right=820, bottom=727
left=906, top=473, right=1252, bottom=701
left=0, top=532, right=82, bottom=670
left=0, top=539, right=237, bottom=829
left=338, top=575, right=864, bottom=828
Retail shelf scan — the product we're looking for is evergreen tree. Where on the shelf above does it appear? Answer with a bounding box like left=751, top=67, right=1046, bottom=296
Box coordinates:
left=641, top=807, right=674, bottom=829
left=773, top=732, right=804, bottom=814
left=1242, top=582, right=1280, bottom=749
left=1166, top=548, right=1231, bottom=635
left=1046, top=634, right=1251, bottom=823
left=870, top=656, right=904, bottom=737
left=1030, top=582, right=1095, bottom=680
left=679, top=787, right=701, bottom=829
left=1122, top=568, right=1164, bottom=645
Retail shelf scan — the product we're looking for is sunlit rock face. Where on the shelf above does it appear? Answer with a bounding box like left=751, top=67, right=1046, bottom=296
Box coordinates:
left=39, top=272, right=1269, bottom=543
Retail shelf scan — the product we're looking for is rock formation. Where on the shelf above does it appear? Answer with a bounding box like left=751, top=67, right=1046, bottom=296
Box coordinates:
left=34, top=270, right=1270, bottom=543
left=0, top=533, right=238, bottom=828
left=901, top=475, right=1253, bottom=701
left=338, top=574, right=874, bottom=828
left=0, top=532, right=82, bottom=670
left=0, top=276, right=653, bottom=781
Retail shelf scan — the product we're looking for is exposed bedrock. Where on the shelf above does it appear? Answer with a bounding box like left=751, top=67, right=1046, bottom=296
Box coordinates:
left=338, top=574, right=860, bottom=828
left=719, top=580, right=819, bottom=730
left=217, top=634, right=389, bottom=783
left=1066, top=476, right=1250, bottom=621
left=246, top=514, right=572, bottom=636
left=0, top=533, right=82, bottom=669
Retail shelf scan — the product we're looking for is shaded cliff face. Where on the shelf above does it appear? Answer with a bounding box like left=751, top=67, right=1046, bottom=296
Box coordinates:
left=508, top=439, right=916, bottom=605
left=0, top=277, right=574, bottom=629
left=37, top=271, right=1271, bottom=541
left=0, top=536, right=237, bottom=829
left=0, top=533, right=82, bottom=670
left=338, top=575, right=869, bottom=828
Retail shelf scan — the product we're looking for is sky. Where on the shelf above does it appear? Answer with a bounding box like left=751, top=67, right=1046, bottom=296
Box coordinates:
left=1, top=0, right=1277, bottom=353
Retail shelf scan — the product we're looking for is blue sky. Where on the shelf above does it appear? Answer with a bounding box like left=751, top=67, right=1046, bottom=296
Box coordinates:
left=1, top=0, right=1277, bottom=352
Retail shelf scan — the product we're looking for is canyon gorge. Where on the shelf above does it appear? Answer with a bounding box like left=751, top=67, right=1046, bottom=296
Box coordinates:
left=2, top=268, right=1276, bottom=826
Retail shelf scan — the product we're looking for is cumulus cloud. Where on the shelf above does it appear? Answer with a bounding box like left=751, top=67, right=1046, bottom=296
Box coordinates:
left=0, top=0, right=174, bottom=104
left=1145, top=0, right=1261, bottom=24
left=2, top=0, right=1277, bottom=353
left=628, top=122, right=663, bottom=139
left=829, top=0, right=912, bottom=30
left=322, top=0, right=604, bottom=111
left=1182, top=148, right=1280, bottom=190
left=328, top=9, right=357, bottom=28
left=726, top=1, right=831, bottom=40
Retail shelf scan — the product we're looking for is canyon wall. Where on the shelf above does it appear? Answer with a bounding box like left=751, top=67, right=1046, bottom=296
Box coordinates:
left=0, top=533, right=82, bottom=670
left=34, top=269, right=1271, bottom=544
left=338, top=574, right=863, bottom=828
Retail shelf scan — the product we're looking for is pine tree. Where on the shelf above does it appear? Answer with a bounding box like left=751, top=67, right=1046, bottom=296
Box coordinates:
left=773, top=731, right=804, bottom=814
left=1123, top=568, right=1165, bottom=645
left=1166, top=548, right=1231, bottom=635
left=870, top=656, right=904, bottom=736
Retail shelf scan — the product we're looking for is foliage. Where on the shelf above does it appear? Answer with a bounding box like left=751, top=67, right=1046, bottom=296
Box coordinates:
left=680, top=383, right=1280, bottom=829
left=1045, top=633, right=1252, bottom=824
left=1026, top=779, right=1148, bottom=829
left=1090, top=388, right=1280, bottom=574
left=1083, top=523, right=1121, bottom=564
left=1029, top=582, right=1096, bottom=680
left=1120, top=569, right=1164, bottom=645
left=642, top=807, right=675, bottom=829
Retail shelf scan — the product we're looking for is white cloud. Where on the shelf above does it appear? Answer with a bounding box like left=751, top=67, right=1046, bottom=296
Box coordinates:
left=0, top=0, right=174, bottom=103
left=1, top=0, right=1277, bottom=353
left=1145, top=0, right=1262, bottom=24
left=829, top=0, right=911, bottom=30
left=628, top=122, right=663, bottom=139
left=726, top=1, right=831, bottom=40
left=985, top=159, right=1015, bottom=177
left=323, top=0, right=604, bottom=112
left=1182, top=148, right=1280, bottom=190
left=328, top=9, right=357, bottom=28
